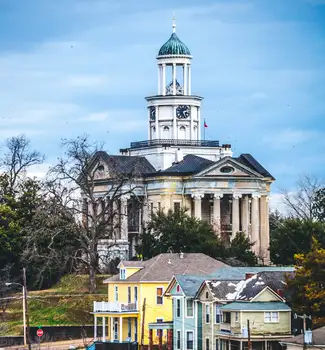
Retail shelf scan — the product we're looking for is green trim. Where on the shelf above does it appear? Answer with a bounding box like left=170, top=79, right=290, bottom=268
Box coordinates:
left=158, top=33, right=191, bottom=56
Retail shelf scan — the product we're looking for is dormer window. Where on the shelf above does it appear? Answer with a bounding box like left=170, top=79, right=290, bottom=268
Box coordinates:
left=120, top=268, right=126, bottom=280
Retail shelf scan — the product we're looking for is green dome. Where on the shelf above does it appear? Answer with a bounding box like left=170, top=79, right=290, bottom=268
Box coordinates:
left=158, top=33, right=191, bottom=56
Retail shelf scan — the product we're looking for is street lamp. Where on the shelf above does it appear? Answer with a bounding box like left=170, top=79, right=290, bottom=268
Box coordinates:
left=5, top=268, right=31, bottom=350
left=5, top=282, right=26, bottom=346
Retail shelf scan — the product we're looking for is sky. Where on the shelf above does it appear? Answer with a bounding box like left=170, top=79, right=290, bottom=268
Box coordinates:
left=0, top=0, right=324, bottom=211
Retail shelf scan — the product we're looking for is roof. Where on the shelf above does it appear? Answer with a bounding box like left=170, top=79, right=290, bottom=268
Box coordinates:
left=220, top=302, right=291, bottom=311
left=95, top=151, right=155, bottom=176
left=236, top=154, right=274, bottom=180
left=157, top=155, right=214, bottom=176
left=172, top=266, right=294, bottom=298
left=119, top=261, right=145, bottom=268
left=207, top=280, right=241, bottom=300
left=282, top=326, right=325, bottom=346
left=158, top=32, right=191, bottom=56
left=104, top=253, right=227, bottom=283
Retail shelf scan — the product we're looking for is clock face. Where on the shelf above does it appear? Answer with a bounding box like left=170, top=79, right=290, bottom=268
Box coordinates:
left=149, top=106, right=156, bottom=121
left=176, top=105, right=191, bottom=119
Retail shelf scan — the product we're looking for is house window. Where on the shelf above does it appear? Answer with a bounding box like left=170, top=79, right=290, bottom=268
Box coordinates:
left=128, top=286, right=131, bottom=304
left=215, top=305, right=221, bottom=324
left=206, top=338, right=210, bottom=350
left=186, top=299, right=194, bottom=317
left=223, top=312, right=231, bottom=324
left=186, top=331, right=194, bottom=350
left=176, top=285, right=181, bottom=293
left=120, top=269, right=126, bottom=280
left=264, top=312, right=279, bottom=323
left=206, top=304, right=210, bottom=323
left=128, top=318, right=132, bottom=338
left=156, top=318, right=163, bottom=336
left=158, top=202, right=161, bottom=212
left=134, top=286, right=138, bottom=305
left=157, top=287, right=163, bottom=304
left=206, top=291, right=209, bottom=299
left=235, top=312, right=239, bottom=322
left=174, top=201, right=181, bottom=212
left=176, top=299, right=181, bottom=317
left=134, top=319, right=138, bottom=342
left=114, top=286, right=118, bottom=301
left=176, top=330, right=181, bottom=349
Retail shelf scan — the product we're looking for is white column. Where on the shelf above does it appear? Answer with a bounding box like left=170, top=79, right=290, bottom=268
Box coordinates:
left=192, top=193, right=203, bottom=220
left=232, top=193, right=241, bottom=240
left=188, top=65, right=191, bottom=95
left=103, top=316, right=106, bottom=342
left=155, top=106, right=159, bottom=139
left=197, top=107, right=201, bottom=140
left=94, top=316, right=97, bottom=340
left=162, top=64, right=166, bottom=96
left=260, top=195, right=270, bottom=264
left=251, top=194, right=260, bottom=256
left=241, top=195, right=249, bottom=237
left=121, top=195, right=130, bottom=241
left=183, top=63, right=188, bottom=95
left=111, top=317, right=114, bottom=341
left=158, top=64, right=161, bottom=95
left=148, top=107, right=151, bottom=140
left=172, top=63, right=176, bottom=95
left=119, top=316, right=123, bottom=342
left=173, top=106, right=177, bottom=139
left=142, top=197, right=149, bottom=229
left=213, top=193, right=223, bottom=234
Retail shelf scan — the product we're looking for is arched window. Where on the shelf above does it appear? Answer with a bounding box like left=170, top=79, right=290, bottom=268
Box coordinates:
left=152, top=126, right=156, bottom=138
left=162, top=126, right=170, bottom=139
left=179, top=126, right=186, bottom=139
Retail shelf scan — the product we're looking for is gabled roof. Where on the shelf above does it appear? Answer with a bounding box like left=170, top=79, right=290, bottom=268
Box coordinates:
left=118, top=261, right=145, bottom=268
left=169, top=274, right=208, bottom=297
left=94, top=151, right=156, bottom=176
left=236, top=154, right=274, bottom=180
left=220, top=302, right=291, bottom=311
left=104, top=253, right=227, bottom=283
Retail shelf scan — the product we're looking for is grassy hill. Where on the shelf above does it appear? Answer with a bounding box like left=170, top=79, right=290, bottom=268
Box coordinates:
left=0, top=274, right=110, bottom=336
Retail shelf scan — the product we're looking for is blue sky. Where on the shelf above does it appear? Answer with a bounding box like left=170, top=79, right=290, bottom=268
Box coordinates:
left=0, top=0, right=324, bottom=207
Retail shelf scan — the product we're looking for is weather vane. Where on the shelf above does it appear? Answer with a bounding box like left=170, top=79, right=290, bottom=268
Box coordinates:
left=172, top=12, right=176, bottom=33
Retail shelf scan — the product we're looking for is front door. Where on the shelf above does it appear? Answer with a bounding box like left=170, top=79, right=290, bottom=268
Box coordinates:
left=114, top=318, right=118, bottom=341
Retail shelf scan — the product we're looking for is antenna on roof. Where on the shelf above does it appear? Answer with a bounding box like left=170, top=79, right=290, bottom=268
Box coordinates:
left=172, top=12, right=176, bottom=33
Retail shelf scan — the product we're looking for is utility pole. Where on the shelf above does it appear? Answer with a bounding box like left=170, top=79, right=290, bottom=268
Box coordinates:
left=294, top=313, right=312, bottom=350
left=247, top=319, right=252, bottom=350
left=23, top=268, right=32, bottom=350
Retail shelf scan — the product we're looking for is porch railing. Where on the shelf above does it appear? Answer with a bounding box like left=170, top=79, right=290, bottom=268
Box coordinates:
left=93, top=301, right=138, bottom=313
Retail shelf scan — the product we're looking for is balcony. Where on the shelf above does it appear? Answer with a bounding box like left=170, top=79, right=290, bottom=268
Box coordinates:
left=130, top=139, right=220, bottom=149
left=93, top=301, right=138, bottom=313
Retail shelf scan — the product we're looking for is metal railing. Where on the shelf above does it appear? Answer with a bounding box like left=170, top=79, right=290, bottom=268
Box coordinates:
left=93, top=301, right=138, bottom=313
left=130, top=139, right=220, bottom=149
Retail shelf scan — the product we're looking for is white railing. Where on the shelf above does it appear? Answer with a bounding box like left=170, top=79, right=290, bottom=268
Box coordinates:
left=93, top=301, right=138, bottom=313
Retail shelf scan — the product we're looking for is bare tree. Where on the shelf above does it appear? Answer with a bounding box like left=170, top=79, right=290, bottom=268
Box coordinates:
left=49, top=136, right=141, bottom=292
left=0, top=135, right=44, bottom=194
left=282, top=175, right=323, bottom=220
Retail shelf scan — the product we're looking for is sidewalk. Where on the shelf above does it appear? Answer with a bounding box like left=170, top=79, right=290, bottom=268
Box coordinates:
left=0, top=338, right=93, bottom=350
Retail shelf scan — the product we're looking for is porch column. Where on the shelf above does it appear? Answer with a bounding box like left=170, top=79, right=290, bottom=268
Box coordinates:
left=102, top=316, right=106, bottom=342
left=167, top=329, right=173, bottom=350
left=94, top=316, right=97, bottom=340
left=228, top=340, right=231, bottom=350
left=231, top=193, right=241, bottom=240
left=119, top=317, right=123, bottom=342
left=142, top=197, right=149, bottom=228
left=213, top=193, right=223, bottom=234
left=121, top=195, right=130, bottom=241
left=259, top=195, right=270, bottom=264
left=158, top=329, right=163, bottom=350
left=251, top=194, right=260, bottom=256
left=149, top=329, right=153, bottom=350
left=241, top=195, right=249, bottom=237
left=192, top=193, right=203, bottom=220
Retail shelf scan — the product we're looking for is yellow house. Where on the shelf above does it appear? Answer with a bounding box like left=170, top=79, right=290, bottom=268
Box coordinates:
left=92, top=253, right=227, bottom=345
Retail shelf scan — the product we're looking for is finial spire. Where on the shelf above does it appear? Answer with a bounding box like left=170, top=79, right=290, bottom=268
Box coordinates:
left=172, top=13, right=176, bottom=33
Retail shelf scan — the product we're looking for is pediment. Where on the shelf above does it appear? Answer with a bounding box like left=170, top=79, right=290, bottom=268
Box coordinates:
left=195, top=157, right=262, bottom=178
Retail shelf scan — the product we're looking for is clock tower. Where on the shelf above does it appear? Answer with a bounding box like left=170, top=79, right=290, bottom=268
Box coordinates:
left=147, top=20, right=201, bottom=142
left=123, top=21, right=232, bottom=170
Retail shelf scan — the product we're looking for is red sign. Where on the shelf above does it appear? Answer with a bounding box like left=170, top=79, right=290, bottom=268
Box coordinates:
left=37, top=329, right=44, bottom=337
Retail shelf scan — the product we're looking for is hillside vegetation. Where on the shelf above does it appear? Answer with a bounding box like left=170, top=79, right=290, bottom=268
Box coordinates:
left=1, top=274, right=110, bottom=335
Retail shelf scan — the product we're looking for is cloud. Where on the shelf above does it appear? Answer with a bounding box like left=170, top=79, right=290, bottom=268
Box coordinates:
left=269, top=193, right=289, bottom=215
